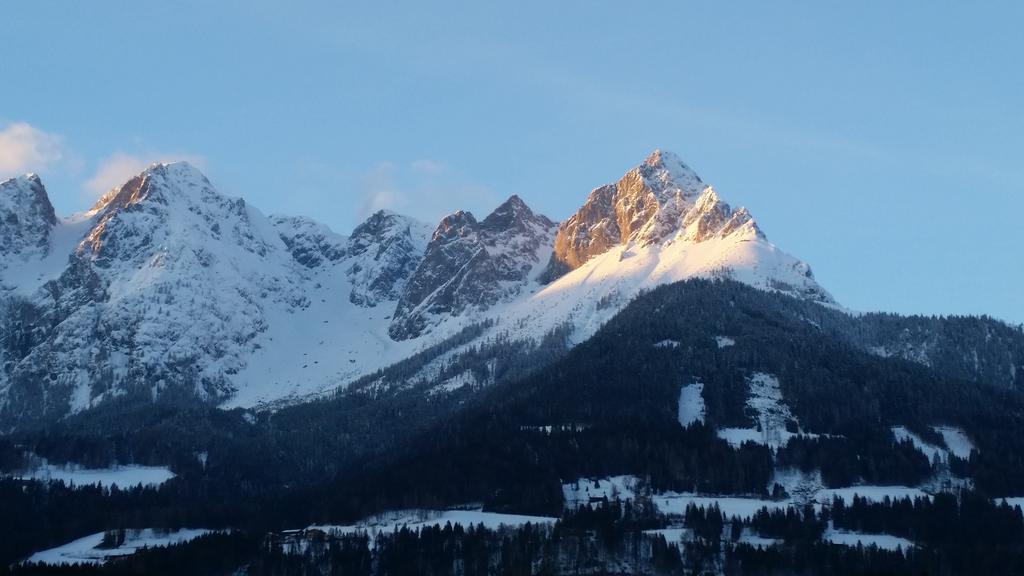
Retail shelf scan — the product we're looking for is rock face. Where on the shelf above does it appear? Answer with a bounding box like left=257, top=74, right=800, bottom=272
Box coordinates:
left=543, top=150, right=720, bottom=281
left=389, top=196, right=556, bottom=340
left=343, top=210, right=431, bottom=307
left=270, top=215, right=347, bottom=269
left=0, top=162, right=440, bottom=428
left=0, top=163, right=313, bottom=428
left=0, top=174, right=58, bottom=271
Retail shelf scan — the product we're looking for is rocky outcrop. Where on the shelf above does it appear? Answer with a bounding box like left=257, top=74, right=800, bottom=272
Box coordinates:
left=389, top=196, right=556, bottom=340
left=542, top=150, right=708, bottom=281
left=344, top=211, right=431, bottom=307
left=0, top=174, right=58, bottom=266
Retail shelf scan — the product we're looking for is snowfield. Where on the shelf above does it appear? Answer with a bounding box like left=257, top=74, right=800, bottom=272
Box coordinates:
left=653, top=493, right=791, bottom=520
left=11, top=463, right=175, bottom=488
left=891, top=425, right=976, bottom=463
left=715, top=336, right=735, bottom=348
left=716, top=372, right=817, bottom=449
left=677, top=382, right=705, bottom=427
left=816, top=486, right=933, bottom=505
left=823, top=522, right=914, bottom=552
left=294, top=508, right=556, bottom=547
left=24, top=529, right=215, bottom=566
left=562, top=476, right=640, bottom=509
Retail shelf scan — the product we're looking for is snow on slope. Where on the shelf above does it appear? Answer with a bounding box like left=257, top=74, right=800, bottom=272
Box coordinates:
left=563, top=476, right=641, bottom=509
left=481, top=215, right=830, bottom=347
left=293, top=508, right=556, bottom=548
left=11, top=462, right=175, bottom=488
left=24, top=529, right=215, bottom=566
left=678, top=382, right=705, bottom=427
left=717, top=373, right=816, bottom=449
left=823, top=523, right=914, bottom=552
left=2, top=150, right=838, bottom=418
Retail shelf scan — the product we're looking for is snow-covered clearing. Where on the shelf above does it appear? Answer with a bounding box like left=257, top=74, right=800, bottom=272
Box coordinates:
left=12, top=463, right=175, bottom=488
left=24, top=529, right=215, bottom=566
left=823, top=523, right=914, bottom=552
left=934, top=426, right=975, bottom=459
left=678, top=382, right=705, bottom=427
left=716, top=373, right=814, bottom=449
left=715, top=336, right=735, bottom=348
left=891, top=425, right=975, bottom=463
left=816, top=486, right=932, bottom=505
left=652, top=493, right=791, bottom=520
left=563, top=476, right=640, bottom=509
left=296, top=508, right=556, bottom=547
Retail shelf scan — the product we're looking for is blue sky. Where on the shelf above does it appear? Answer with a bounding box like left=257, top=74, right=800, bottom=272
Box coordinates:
left=2, top=1, right=1021, bottom=323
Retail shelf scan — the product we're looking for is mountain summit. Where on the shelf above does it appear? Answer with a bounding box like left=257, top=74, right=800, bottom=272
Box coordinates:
left=543, top=149, right=765, bottom=281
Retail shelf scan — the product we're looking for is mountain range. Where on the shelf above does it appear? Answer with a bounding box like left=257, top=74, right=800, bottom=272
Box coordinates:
left=4, top=150, right=1024, bottom=574
left=0, top=150, right=835, bottom=429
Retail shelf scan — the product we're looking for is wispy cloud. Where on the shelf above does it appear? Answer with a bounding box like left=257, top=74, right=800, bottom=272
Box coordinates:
left=84, top=152, right=207, bottom=197
left=0, top=122, right=64, bottom=178
left=356, top=159, right=499, bottom=224
left=410, top=159, right=447, bottom=175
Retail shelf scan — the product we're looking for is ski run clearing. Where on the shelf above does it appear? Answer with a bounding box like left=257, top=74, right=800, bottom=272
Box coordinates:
left=711, top=372, right=818, bottom=449
left=891, top=425, right=976, bottom=463
left=24, top=529, right=216, bottom=566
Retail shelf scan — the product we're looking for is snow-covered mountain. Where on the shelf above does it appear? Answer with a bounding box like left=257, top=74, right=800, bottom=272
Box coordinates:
left=0, top=151, right=838, bottom=428
left=0, top=175, right=58, bottom=288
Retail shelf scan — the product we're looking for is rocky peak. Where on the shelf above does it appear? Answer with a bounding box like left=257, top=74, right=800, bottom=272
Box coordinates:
left=0, top=173, right=59, bottom=262
left=542, top=149, right=762, bottom=281
left=389, top=197, right=556, bottom=340
left=270, top=215, right=347, bottom=269
left=481, top=195, right=553, bottom=233
left=82, top=162, right=273, bottom=267
left=345, top=210, right=431, bottom=307
left=432, top=210, right=480, bottom=243
left=89, top=162, right=211, bottom=216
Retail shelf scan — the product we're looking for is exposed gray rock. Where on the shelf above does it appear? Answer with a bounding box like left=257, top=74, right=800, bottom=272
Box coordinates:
left=0, top=174, right=58, bottom=266
left=345, top=210, right=431, bottom=307
left=389, top=196, right=556, bottom=340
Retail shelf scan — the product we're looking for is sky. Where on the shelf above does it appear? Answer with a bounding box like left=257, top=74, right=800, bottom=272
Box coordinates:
left=1, top=1, right=1021, bottom=324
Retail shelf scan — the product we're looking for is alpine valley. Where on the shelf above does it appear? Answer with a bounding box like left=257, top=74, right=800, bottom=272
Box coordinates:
left=2, top=150, right=1023, bottom=575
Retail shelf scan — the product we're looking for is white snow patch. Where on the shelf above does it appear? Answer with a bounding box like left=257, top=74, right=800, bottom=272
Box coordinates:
left=654, top=339, right=680, bottom=349
left=823, top=522, right=913, bottom=552
left=770, top=468, right=824, bottom=504
left=12, top=462, right=175, bottom=488
left=715, top=336, right=735, bottom=348
left=716, top=372, right=814, bottom=449
left=934, top=426, right=975, bottom=460
left=739, top=530, right=782, bottom=549
left=652, top=493, right=790, bottom=520
left=678, top=382, right=705, bottom=427
left=562, top=476, right=640, bottom=509
left=428, top=370, right=477, bottom=396
left=892, top=426, right=949, bottom=464
left=299, top=508, right=555, bottom=546
left=998, top=497, right=1024, bottom=512
left=644, top=528, right=691, bottom=543
left=24, top=528, right=215, bottom=566
left=816, top=486, right=932, bottom=505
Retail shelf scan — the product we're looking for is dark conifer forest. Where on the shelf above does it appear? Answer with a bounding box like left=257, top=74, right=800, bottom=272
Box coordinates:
left=4, top=279, right=1024, bottom=574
